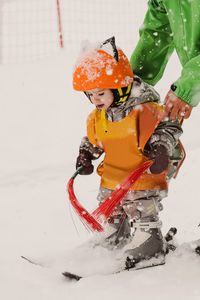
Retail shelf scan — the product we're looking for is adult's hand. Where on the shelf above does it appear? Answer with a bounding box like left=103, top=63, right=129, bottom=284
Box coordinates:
left=164, top=90, right=193, bottom=120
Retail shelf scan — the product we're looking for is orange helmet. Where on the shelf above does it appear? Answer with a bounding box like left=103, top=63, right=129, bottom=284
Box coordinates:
left=73, top=37, right=134, bottom=91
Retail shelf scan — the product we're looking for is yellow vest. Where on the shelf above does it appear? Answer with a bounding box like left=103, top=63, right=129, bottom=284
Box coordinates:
left=87, top=102, right=168, bottom=191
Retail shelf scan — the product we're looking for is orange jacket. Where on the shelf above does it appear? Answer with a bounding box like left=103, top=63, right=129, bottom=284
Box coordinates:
left=87, top=102, right=168, bottom=191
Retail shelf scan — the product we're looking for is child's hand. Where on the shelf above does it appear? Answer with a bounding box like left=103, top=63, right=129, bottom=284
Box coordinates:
left=149, top=144, right=169, bottom=174
left=76, top=150, right=94, bottom=175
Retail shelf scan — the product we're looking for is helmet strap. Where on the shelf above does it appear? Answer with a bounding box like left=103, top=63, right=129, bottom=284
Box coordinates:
left=111, top=83, right=132, bottom=107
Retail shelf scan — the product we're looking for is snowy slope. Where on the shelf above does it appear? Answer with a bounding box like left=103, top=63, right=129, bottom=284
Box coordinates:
left=0, top=1, right=200, bottom=299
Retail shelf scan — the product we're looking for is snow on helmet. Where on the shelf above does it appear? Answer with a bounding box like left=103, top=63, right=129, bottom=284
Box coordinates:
left=73, top=37, right=134, bottom=91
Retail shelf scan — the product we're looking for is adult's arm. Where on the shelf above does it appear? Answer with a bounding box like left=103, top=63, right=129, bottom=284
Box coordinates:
left=130, top=0, right=174, bottom=86
left=170, top=54, right=200, bottom=108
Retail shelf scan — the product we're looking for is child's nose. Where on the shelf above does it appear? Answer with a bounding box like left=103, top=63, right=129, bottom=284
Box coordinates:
left=92, top=96, right=101, bottom=104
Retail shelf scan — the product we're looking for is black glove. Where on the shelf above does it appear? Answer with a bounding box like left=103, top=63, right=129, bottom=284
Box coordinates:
left=149, top=144, right=169, bottom=174
left=76, top=149, right=94, bottom=175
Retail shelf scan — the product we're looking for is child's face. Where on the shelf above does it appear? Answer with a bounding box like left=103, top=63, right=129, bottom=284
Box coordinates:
left=86, top=89, right=114, bottom=110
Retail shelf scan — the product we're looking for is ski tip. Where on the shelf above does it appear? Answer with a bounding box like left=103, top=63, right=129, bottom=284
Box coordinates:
left=62, top=271, right=82, bottom=281
left=21, top=255, right=43, bottom=267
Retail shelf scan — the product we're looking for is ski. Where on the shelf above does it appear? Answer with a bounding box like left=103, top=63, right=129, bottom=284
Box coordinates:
left=62, top=271, right=82, bottom=281
left=62, top=258, right=165, bottom=281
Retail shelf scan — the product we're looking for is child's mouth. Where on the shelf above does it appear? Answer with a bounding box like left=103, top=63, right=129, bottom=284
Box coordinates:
left=97, top=104, right=104, bottom=109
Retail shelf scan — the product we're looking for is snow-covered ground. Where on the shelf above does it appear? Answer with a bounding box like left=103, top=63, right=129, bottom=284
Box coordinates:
left=0, top=1, right=200, bottom=299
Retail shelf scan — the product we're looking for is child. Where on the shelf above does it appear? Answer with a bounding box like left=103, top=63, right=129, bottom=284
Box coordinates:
left=73, top=37, right=183, bottom=270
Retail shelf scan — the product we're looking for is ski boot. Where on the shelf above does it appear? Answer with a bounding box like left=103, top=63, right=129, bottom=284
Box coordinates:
left=102, top=211, right=132, bottom=249
left=97, top=187, right=132, bottom=249
left=122, top=220, right=166, bottom=270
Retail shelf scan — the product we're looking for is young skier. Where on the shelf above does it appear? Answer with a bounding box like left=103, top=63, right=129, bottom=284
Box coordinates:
left=73, top=37, right=184, bottom=270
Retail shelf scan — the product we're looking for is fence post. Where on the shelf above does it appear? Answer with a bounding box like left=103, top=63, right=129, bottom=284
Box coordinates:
left=56, top=0, right=64, bottom=48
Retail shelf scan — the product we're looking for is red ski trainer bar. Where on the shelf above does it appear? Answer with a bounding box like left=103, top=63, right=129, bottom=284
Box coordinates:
left=67, top=160, right=153, bottom=232
left=67, top=166, right=104, bottom=232
left=92, top=160, right=153, bottom=221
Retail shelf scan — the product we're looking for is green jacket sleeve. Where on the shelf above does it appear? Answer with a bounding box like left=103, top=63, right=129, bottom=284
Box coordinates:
left=130, top=0, right=174, bottom=86
left=173, top=56, right=200, bottom=107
